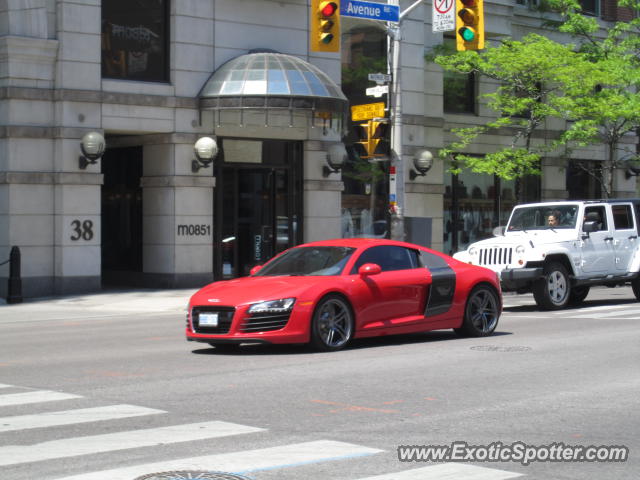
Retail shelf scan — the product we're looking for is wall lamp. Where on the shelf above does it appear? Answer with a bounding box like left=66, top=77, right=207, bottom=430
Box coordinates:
left=78, top=132, right=106, bottom=169
left=322, top=143, right=348, bottom=177
left=192, top=136, right=219, bottom=173
left=409, top=149, right=434, bottom=180
left=625, top=161, right=640, bottom=179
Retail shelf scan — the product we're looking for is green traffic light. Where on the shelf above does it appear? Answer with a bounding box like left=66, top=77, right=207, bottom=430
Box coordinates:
left=459, top=27, right=475, bottom=42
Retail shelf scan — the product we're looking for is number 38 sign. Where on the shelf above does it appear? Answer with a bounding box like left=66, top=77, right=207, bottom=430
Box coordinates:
left=69, top=219, right=95, bottom=241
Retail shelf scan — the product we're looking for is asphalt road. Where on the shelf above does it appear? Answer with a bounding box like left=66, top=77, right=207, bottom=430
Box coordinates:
left=0, top=286, right=637, bottom=480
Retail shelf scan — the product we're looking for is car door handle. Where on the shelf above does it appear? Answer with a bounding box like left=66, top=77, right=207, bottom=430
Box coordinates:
left=604, top=237, right=614, bottom=242
left=629, top=235, right=638, bottom=240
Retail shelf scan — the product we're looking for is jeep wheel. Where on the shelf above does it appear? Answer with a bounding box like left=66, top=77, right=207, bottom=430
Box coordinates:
left=632, top=278, right=640, bottom=301
left=568, top=286, right=590, bottom=306
left=533, top=262, right=571, bottom=310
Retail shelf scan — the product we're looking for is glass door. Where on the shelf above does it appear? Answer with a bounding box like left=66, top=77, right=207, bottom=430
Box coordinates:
left=216, top=166, right=299, bottom=279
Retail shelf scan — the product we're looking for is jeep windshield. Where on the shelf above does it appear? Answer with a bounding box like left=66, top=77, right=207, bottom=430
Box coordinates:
left=507, top=204, right=579, bottom=231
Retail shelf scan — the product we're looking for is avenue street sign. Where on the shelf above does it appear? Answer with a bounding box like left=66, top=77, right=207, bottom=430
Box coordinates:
left=340, top=0, right=400, bottom=23
left=351, top=102, right=385, bottom=121
left=366, top=85, right=389, bottom=97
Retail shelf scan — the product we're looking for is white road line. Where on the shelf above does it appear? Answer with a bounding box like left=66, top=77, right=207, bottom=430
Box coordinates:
left=0, top=384, right=12, bottom=389
left=52, top=440, right=383, bottom=480
left=0, top=390, right=81, bottom=407
left=550, top=304, right=629, bottom=315
left=576, top=308, right=640, bottom=318
left=356, top=463, right=523, bottom=479
left=0, top=420, right=264, bottom=466
left=0, top=404, right=165, bottom=433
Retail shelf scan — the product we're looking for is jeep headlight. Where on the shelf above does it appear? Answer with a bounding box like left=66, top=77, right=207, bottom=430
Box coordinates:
left=248, top=298, right=295, bottom=314
left=515, top=245, right=525, bottom=254
left=468, top=247, right=478, bottom=256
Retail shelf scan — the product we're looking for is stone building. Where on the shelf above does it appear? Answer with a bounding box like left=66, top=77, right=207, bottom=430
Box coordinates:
left=0, top=0, right=635, bottom=298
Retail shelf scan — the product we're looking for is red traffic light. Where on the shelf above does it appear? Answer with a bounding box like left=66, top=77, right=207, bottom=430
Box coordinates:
left=320, top=1, right=338, bottom=17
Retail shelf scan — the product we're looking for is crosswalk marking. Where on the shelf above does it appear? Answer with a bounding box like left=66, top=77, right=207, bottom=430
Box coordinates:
left=0, top=420, right=265, bottom=466
left=0, top=384, right=12, bottom=389
left=0, top=404, right=165, bottom=433
left=354, top=463, right=523, bottom=479
left=577, top=308, right=640, bottom=318
left=0, top=390, right=81, bottom=407
left=549, top=304, right=629, bottom=315
left=52, top=440, right=384, bottom=480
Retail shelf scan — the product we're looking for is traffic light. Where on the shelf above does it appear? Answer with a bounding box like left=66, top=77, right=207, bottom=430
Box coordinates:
left=456, top=0, right=484, bottom=51
left=354, top=120, right=389, bottom=159
left=310, top=1, right=340, bottom=53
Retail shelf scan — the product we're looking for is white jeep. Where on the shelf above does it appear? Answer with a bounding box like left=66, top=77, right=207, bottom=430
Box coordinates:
left=453, top=199, right=640, bottom=309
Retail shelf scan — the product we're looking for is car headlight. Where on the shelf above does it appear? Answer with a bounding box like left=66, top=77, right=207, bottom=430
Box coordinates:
left=248, top=298, right=296, bottom=314
left=515, top=245, right=525, bottom=254
left=468, top=247, right=478, bottom=256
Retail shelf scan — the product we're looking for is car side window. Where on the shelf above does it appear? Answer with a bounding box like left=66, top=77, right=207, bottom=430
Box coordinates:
left=583, top=206, right=607, bottom=231
left=351, top=246, right=419, bottom=273
left=612, top=204, right=634, bottom=230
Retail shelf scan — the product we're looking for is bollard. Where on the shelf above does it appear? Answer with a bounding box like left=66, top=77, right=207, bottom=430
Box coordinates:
left=7, top=246, right=22, bottom=304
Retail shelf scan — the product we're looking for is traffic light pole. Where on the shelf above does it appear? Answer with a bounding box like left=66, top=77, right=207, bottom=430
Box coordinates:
left=387, top=0, right=423, bottom=241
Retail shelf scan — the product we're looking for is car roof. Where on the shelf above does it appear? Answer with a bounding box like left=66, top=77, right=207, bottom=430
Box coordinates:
left=298, top=238, right=425, bottom=250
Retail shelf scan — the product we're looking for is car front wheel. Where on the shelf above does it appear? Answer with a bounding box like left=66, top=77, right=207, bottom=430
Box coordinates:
left=310, top=295, right=354, bottom=352
left=533, top=262, right=571, bottom=310
left=454, top=285, right=500, bottom=337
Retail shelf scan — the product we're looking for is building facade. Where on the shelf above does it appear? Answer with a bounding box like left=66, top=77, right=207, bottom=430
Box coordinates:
left=0, top=0, right=636, bottom=298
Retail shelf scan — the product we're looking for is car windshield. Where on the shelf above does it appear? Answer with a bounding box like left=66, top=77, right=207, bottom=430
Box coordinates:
left=254, top=246, right=356, bottom=276
left=507, top=204, right=579, bottom=231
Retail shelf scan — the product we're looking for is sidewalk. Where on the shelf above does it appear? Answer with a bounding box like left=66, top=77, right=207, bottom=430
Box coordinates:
left=0, top=288, right=198, bottom=318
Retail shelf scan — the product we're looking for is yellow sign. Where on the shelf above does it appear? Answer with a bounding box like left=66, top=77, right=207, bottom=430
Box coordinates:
left=351, top=102, right=385, bottom=121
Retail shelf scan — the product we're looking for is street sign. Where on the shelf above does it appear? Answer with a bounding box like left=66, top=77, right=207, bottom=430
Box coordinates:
left=368, top=73, right=391, bottom=84
left=366, top=85, right=389, bottom=97
left=432, top=0, right=455, bottom=33
left=351, top=102, right=385, bottom=121
left=340, top=0, right=400, bottom=23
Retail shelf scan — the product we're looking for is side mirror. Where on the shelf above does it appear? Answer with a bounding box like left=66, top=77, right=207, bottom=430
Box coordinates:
left=250, top=265, right=262, bottom=275
left=493, top=226, right=506, bottom=237
left=358, top=263, right=381, bottom=276
left=583, top=221, right=598, bottom=233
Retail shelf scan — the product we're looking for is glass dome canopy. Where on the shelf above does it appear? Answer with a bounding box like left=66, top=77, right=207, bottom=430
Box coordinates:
left=199, top=52, right=348, bottom=125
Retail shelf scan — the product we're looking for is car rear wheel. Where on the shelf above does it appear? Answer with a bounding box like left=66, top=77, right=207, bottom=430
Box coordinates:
left=533, top=262, right=571, bottom=310
left=632, top=278, right=640, bottom=301
left=310, top=295, right=354, bottom=351
left=569, top=286, right=590, bottom=305
left=454, top=285, right=500, bottom=337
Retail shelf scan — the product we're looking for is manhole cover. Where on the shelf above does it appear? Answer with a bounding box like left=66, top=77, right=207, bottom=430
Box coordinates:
left=134, top=472, right=252, bottom=480
left=470, top=345, right=532, bottom=352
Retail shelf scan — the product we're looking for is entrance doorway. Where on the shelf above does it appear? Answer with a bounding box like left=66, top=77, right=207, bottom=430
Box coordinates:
left=101, top=145, right=143, bottom=285
left=215, top=139, right=302, bottom=279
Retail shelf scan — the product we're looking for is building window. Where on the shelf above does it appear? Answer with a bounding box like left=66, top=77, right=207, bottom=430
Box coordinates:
left=566, top=160, right=602, bottom=199
left=444, top=70, right=476, bottom=114
left=101, top=0, right=169, bottom=82
left=579, top=0, right=600, bottom=16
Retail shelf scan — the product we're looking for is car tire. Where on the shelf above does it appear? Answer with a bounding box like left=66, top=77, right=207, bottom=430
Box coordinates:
left=568, top=286, right=590, bottom=305
left=310, top=294, right=354, bottom=352
left=533, top=261, right=571, bottom=310
left=454, top=284, right=500, bottom=337
left=632, top=278, right=640, bottom=301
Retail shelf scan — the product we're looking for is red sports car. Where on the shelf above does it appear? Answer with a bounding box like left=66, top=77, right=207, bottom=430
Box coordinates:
left=186, top=238, right=502, bottom=351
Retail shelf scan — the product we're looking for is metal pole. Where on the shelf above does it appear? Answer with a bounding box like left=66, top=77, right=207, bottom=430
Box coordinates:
left=388, top=0, right=424, bottom=241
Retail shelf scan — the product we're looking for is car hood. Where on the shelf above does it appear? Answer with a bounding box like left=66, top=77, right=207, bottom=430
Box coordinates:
left=469, top=230, right=578, bottom=248
left=190, top=275, right=324, bottom=307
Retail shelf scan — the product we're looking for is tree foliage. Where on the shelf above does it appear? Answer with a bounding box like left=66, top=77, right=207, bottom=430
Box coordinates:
left=433, top=3, right=640, bottom=198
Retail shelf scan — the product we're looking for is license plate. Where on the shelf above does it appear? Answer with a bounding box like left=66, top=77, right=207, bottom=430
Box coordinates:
left=199, top=313, right=219, bottom=327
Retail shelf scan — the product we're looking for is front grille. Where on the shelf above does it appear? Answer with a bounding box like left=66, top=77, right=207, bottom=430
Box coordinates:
left=192, top=306, right=235, bottom=334
left=478, top=247, right=513, bottom=267
left=240, top=312, right=291, bottom=333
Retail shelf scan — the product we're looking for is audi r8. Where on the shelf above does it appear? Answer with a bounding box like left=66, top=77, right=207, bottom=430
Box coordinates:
left=186, top=238, right=502, bottom=351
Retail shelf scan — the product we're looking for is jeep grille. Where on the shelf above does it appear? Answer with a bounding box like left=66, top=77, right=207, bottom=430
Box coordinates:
left=478, top=247, right=513, bottom=267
